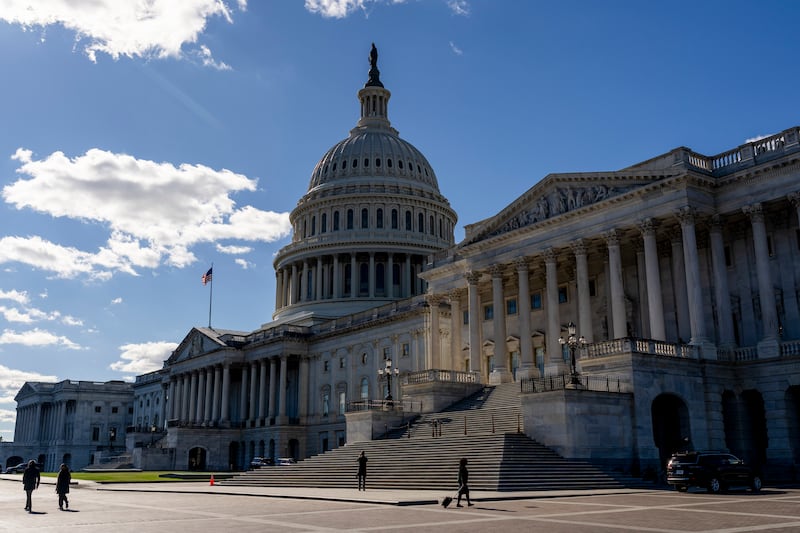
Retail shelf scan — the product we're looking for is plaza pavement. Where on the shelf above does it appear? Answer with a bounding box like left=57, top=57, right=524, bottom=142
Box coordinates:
left=2, top=474, right=800, bottom=532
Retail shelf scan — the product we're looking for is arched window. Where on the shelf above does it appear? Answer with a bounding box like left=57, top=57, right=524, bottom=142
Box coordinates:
left=321, top=213, right=327, bottom=233
left=360, top=377, right=369, bottom=400
left=311, top=215, right=316, bottom=236
left=429, top=215, right=434, bottom=235
left=417, top=213, right=424, bottom=233
left=376, top=263, right=385, bottom=293
left=405, top=210, right=412, bottom=230
left=333, top=211, right=340, bottom=231
left=322, top=387, right=330, bottom=417
left=376, top=208, right=384, bottom=229
left=391, top=209, right=398, bottom=229
left=361, top=208, right=369, bottom=229
left=347, top=209, right=354, bottom=230
left=387, top=158, right=393, bottom=168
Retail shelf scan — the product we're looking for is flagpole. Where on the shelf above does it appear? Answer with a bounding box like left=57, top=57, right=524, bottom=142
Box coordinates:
left=208, top=262, right=213, bottom=329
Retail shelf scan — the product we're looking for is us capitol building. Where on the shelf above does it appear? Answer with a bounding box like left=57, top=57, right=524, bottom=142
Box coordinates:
left=5, top=46, right=800, bottom=479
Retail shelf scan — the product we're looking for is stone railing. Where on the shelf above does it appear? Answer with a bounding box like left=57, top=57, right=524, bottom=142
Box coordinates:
left=717, top=346, right=758, bottom=362
left=346, top=399, right=423, bottom=413
left=780, top=339, right=800, bottom=358
left=520, top=374, right=632, bottom=394
left=585, top=338, right=697, bottom=359
left=683, top=126, right=799, bottom=176
left=402, top=369, right=480, bottom=385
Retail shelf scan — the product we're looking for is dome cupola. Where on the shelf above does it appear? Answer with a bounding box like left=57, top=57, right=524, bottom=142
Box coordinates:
left=272, top=44, right=457, bottom=321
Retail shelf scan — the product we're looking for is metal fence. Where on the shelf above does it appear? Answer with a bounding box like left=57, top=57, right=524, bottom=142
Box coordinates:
left=520, top=374, right=632, bottom=394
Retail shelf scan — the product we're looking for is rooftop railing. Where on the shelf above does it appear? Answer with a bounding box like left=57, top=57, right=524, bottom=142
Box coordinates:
left=684, top=126, right=799, bottom=176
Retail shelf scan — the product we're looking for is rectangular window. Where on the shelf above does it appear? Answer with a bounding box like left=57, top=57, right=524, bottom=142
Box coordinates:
left=506, top=299, right=517, bottom=315
left=94, top=405, right=102, bottom=413
left=323, top=360, right=329, bottom=372
left=383, top=347, right=391, bottom=360
left=484, top=305, right=493, bottom=320
left=339, top=357, right=345, bottom=369
left=322, top=393, right=330, bottom=417
left=339, top=391, right=346, bottom=416
left=589, top=279, right=596, bottom=297
left=92, top=427, right=100, bottom=441
left=767, top=234, right=774, bottom=257
left=402, top=343, right=410, bottom=357
left=531, top=292, right=542, bottom=310
left=558, top=286, right=568, bottom=304
left=463, top=310, right=469, bottom=325
left=111, top=406, right=119, bottom=414
left=724, top=245, right=733, bottom=267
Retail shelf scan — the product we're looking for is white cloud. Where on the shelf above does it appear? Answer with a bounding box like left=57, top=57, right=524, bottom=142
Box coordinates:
left=0, top=301, right=82, bottom=327
left=304, top=0, right=410, bottom=18
left=2, top=148, right=291, bottom=279
left=216, top=244, right=253, bottom=255
left=449, top=41, right=463, bottom=55
left=0, top=0, right=246, bottom=66
left=447, top=0, right=470, bottom=16
left=0, top=408, right=17, bottom=424
left=110, top=341, right=177, bottom=375
left=0, top=328, right=81, bottom=350
left=110, top=297, right=123, bottom=305
left=235, top=258, right=254, bottom=269
left=61, top=315, right=83, bottom=327
left=0, top=289, right=29, bottom=305
left=0, top=364, right=58, bottom=404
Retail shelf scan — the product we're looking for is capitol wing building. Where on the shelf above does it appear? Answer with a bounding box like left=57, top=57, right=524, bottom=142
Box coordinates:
left=7, top=47, right=800, bottom=479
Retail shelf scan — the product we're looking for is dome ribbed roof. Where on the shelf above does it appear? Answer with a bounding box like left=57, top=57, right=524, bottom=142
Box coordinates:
left=306, top=45, right=440, bottom=194
left=308, top=130, right=439, bottom=191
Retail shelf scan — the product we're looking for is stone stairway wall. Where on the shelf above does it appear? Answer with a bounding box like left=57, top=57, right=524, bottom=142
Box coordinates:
left=222, top=383, right=631, bottom=491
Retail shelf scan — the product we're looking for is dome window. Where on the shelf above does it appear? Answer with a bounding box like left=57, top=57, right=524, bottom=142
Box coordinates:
left=321, top=213, right=328, bottom=233
left=391, top=209, right=398, bottom=229
left=347, top=209, right=354, bottom=230
left=425, top=168, right=429, bottom=176
left=408, top=161, right=413, bottom=171
left=342, top=160, right=347, bottom=169
left=405, top=210, right=412, bottom=230
left=361, top=208, right=369, bottom=229
left=332, top=162, right=337, bottom=171
left=376, top=208, right=384, bottom=229
left=352, top=159, right=358, bottom=168
left=387, top=158, right=393, bottom=168
left=333, top=211, right=340, bottom=231
left=364, top=158, right=369, bottom=168
left=375, top=158, right=381, bottom=167
left=398, top=160, right=403, bottom=169
left=417, top=164, right=422, bottom=173
left=324, top=165, right=328, bottom=174
left=417, top=213, right=424, bottom=233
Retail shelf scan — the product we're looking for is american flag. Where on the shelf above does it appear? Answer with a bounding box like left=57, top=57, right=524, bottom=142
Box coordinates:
left=202, top=267, right=213, bottom=285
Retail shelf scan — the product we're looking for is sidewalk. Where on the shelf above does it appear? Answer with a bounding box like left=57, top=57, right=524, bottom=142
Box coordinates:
left=1, top=474, right=657, bottom=505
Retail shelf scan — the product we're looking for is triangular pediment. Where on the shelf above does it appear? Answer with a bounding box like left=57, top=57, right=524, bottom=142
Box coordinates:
left=462, top=169, right=679, bottom=246
left=14, top=382, right=39, bottom=401
left=167, top=327, right=231, bottom=364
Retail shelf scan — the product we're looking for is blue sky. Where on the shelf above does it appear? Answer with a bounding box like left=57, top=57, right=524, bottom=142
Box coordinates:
left=0, top=0, right=798, bottom=441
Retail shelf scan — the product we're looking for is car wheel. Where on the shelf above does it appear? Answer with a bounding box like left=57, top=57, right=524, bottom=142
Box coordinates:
left=677, top=485, right=688, bottom=492
left=708, top=477, right=722, bottom=493
left=751, top=476, right=762, bottom=492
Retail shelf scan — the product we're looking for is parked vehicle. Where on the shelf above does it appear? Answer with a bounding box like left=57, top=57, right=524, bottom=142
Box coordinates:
left=275, top=457, right=296, bottom=466
left=666, top=451, right=761, bottom=493
left=249, top=457, right=272, bottom=469
left=4, top=462, right=27, bottom=474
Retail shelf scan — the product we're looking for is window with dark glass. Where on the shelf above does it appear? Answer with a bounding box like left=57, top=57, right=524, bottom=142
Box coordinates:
left=376, top=208, right=384, bottom=228
left=391, top=209, right=398, bottom=229
left=333, top=211, right=340, bottom=231
left=558, top=286, right=568, bottom=304
left=507, top=299, right=517, bottom=315
left=531, top=292, right=542, bottom=309
left=484, top=305, right=493, bottom=320
left=417, top=213, right=424, bottom=233
left=361, top=208, right=369, bottom=229
left=321, top=213, right=327, bottom=233
left=405, top=210, right=412, bottom=230
left=347, top=209, right=354, bottom=229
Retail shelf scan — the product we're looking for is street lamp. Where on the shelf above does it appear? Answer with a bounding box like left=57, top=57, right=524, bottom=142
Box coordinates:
left=377, top=358, right=400, bottom=405
left=150, top=424, right=157, bottom=447
left=109, top=427, right=116, bottom=452
left=559, top=321, right=586, bottom=386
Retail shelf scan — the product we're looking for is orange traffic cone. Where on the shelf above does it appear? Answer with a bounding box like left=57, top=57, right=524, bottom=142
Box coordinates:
left=209, top=474, right=215, bottom=486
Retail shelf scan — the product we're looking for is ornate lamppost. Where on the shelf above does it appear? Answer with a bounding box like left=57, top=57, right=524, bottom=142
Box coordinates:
left=559, top=321, right=586, bottom=386
left=150, top=424, right=157, bottom=447
left=378, top=358, right=399, bottom=406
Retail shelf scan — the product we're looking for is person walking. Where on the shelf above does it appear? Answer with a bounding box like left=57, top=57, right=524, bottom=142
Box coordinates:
left=357, top=451, right=368, bottom=491
left=22, top=460, right=40, bottom=512
left=456, top=457, right=473, bottom=507
left=56, top=463, right=71, bottom=510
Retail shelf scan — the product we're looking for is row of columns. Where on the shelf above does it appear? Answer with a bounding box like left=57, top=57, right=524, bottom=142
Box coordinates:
left=167, top=356, right=291, bottom=427
left=275, top=252, right=425, bottom=309
left=16, top=400, right=74, bottom=444
left=433, top=204, right=781, bottom=380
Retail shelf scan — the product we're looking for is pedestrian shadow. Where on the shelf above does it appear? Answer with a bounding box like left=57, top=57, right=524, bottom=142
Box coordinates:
left=27, top=510, right=47, bottom=515
left=61, top=509, right=79, bottom=512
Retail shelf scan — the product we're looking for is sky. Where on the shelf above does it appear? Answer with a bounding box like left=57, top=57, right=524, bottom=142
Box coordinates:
left=0, top=0, right=798, bottom=441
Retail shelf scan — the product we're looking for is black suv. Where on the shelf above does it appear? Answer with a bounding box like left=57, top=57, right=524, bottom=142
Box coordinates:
left=666, top=451, right=762, bottom=493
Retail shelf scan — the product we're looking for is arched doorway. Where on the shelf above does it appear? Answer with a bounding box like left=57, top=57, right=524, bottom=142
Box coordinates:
left=268, top=439, right=276, bottom=462
left=288, top=438, right=300, bottom=460
left=188, top=447, right=206, bottom=471
left=228, top=442, right=239, bottom=471
left=5, top=456, right=23, bottom=470
left=786, top=386, right=800, bottom=466
left=722, top=389, right=768, bottom=470
left=651, top=394, right=691, bottom=468
left=61, top=453, right=72, bottom=468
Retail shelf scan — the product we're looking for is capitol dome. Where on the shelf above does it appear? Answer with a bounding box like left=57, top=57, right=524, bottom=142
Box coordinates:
left=272, top=44, right=457, bottom=321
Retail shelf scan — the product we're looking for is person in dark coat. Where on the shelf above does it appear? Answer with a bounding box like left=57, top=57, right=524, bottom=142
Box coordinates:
left=357, top=451, right=368, bottom=491
left=22, top=460, right=40, bottom=512
left=456, top=457, right=473, bottom=507
left=56, top=463, right=71, bottom=510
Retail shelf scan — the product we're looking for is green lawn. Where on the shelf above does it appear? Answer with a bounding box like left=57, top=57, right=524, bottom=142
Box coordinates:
left=39, top=471, right=230, bottom=483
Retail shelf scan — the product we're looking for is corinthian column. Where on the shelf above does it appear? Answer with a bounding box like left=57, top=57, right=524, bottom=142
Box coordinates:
left=743, top=203, right=779, bottom=355
left=638, top=219, right=666, bottom=341
left=604, top=230, right=627, bottom=339
left=514, top=257, right=538, bottom=379
left=676, top=207, right=709, bottom=345
left=708, top=215, right=735, bottom=348
left=489, top=265, right=511, bottom=383
left=426, top=293, right=443, bottom=369
left=448, top=288, right=464, bottom=371
left=465, top=271, right=482, bottom=379
left=571, top=240, right=594, bottom=343
left=544, top=249, right=564, bottom=371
